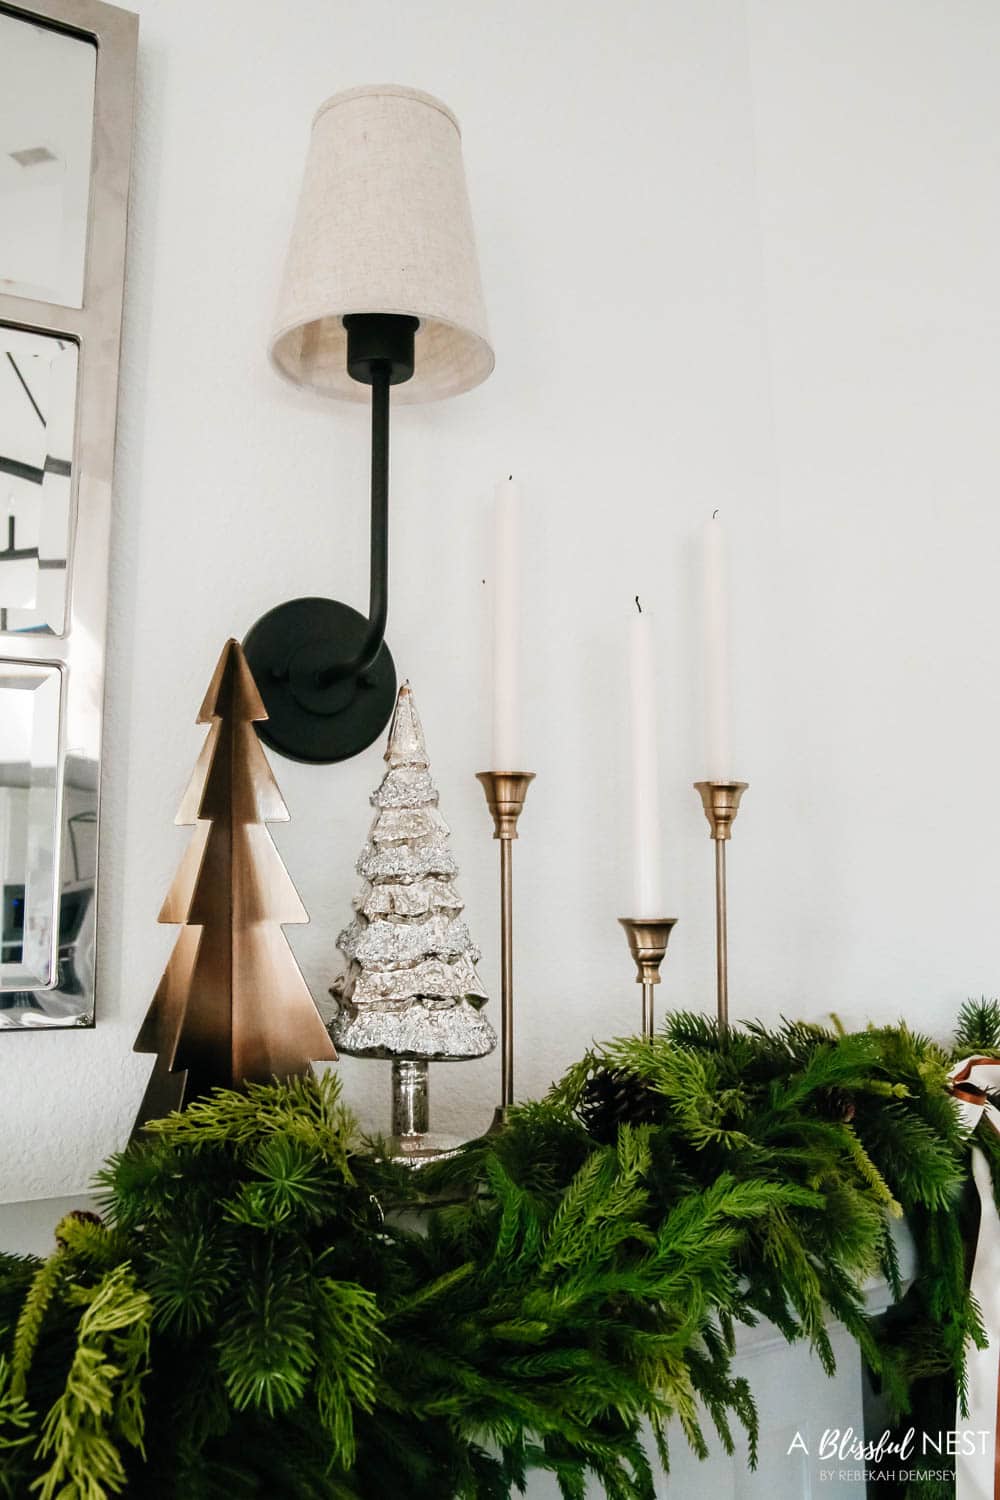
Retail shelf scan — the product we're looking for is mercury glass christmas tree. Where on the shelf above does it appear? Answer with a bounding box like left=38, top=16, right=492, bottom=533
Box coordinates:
left=331, top=683, right=495, bottom=1156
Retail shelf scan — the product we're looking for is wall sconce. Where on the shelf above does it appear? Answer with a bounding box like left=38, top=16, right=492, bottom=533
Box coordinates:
left=244, top=85, right=494, bottom=763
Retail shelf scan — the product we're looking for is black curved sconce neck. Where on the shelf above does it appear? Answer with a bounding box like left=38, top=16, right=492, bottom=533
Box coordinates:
left=243, top=313, right=418, bottom=764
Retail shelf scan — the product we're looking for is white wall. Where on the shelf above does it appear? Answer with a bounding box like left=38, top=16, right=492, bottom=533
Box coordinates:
left=2, top=0, right=1000, bottom=1202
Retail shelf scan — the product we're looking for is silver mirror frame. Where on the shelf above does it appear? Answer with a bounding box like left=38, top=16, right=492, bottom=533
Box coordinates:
left=0, top=0, right=137, bottom=1027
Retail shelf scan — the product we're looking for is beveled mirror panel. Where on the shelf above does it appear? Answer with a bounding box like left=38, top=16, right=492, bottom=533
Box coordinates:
left=0, top=325, right=76, bottom=633
left=0, top=665, right=61, bottom=1004
left=0, top=11, right=95, bottom=308
left=0, top=0, right=137, bottom=1029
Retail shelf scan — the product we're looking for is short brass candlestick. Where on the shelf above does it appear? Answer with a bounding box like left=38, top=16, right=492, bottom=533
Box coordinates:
left=618, top=918, right=678, bottom=1038
left=477, top=772, right=534, bottom=1127
left=694, top=780, right=749, bottom=1033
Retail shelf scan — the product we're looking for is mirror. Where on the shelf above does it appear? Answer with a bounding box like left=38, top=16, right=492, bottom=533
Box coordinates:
left=0, top=12, right=96, bottom=309
left=0, top=0, right=137, bottom=1029
left=0, top=665, right=61, bottom=1004
left=0, top=325, right=76, bottom=634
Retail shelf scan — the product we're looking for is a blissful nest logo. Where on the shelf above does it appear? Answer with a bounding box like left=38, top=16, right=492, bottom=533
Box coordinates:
left=787, top=1427, right=990, bottom=1484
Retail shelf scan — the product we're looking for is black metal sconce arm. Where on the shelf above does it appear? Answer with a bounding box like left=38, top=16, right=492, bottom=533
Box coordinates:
left=243, top=313, right=418, bottom=764
left=315, top=366, right=390, bottom=688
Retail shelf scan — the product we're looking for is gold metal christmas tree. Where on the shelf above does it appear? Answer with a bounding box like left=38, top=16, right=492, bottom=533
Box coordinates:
left=131, top=639, right=336, bottom=1132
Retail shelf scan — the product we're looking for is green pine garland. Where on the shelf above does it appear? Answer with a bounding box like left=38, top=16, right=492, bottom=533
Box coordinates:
left=0, top=1003, right=995, bottom=1499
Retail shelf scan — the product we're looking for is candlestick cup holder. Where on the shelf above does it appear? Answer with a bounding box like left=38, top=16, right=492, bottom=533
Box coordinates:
left=618, top=917, right=677, bottom=1038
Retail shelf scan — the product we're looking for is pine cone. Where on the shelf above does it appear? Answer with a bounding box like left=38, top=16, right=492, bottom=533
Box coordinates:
left=55, top=1209, right=102, bottom=1249
left=576, top=1068, right=661, bottom=1144
left=820, top=1087, right=856, bottom=1123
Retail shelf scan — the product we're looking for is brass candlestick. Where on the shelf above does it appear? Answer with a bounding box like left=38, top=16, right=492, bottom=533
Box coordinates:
left=618, top=918, right=678, bottom=1038
left=693, top=780, right=748, bottom=1033
left=477, top=771, right=534, bottom=1126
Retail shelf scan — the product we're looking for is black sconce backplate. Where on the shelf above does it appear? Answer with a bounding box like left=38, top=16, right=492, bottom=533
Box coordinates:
left=244, top=596, right=397, bottom=764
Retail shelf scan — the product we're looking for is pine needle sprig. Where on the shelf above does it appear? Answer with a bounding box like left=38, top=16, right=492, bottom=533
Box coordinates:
left=9, top=1250, right=67, bottom=1402
left=214, top=1242, right=316, bottom=1417
left=313, top=1278, right=384, bottom=1468
left=145, top=1228, right=232, bottom=1336
left=954, top=997, right=1000, bottom=1053
left=31, top=1263, right=151, bottom=1500
left=0, top=1354, right=34, bottom=1464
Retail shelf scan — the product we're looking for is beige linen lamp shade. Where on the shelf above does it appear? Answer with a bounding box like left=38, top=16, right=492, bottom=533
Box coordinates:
left=269, top=85, right=494, bottom=404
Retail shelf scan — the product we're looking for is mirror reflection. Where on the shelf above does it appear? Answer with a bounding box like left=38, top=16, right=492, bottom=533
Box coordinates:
left=0, top=665, right=59, bottom=997
left=0, top=324, right=76, bottom=635
left=0, top=664, right=96, bottom=1028
left=0, top=11, right=96, bottom=309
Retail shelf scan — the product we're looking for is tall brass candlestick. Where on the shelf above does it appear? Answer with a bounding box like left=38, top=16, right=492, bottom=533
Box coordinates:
left=618, top=918, right=677, bottom=1038
left=693, top=780, right=748, bottom=1032
left=477, top=772, right=534, bottom=1122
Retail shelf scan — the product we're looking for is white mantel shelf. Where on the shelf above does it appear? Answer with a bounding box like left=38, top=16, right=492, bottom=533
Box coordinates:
left=0, top=1194, right=99, bottom=1257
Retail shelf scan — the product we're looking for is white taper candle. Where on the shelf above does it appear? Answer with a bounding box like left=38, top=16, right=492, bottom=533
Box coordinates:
left=629, top=599, right=665, bottom=917
left=492, top=476, right=521, bottom=769
left=703, top=513, right=733, bottom=780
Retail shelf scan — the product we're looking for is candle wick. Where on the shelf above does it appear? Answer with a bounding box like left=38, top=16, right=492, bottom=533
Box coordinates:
left=712, top=509, right=720, bottom=519
left=635, top=595, right=642, bottom=614
left=508, top=473, right=513, bottom=482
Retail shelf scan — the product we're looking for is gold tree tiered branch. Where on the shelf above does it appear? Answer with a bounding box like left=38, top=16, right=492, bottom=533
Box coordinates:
left=131, top=640, right=335, bottom=1133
